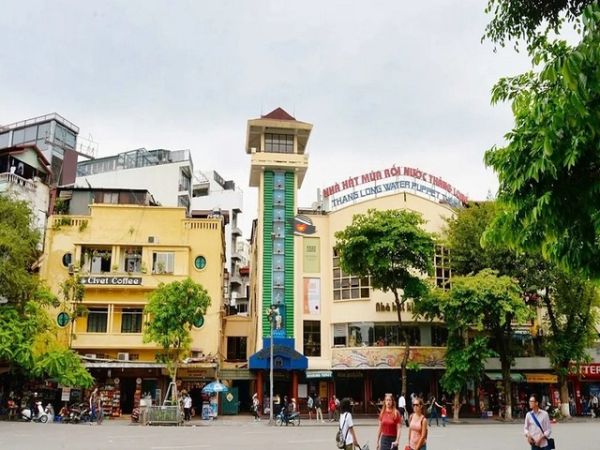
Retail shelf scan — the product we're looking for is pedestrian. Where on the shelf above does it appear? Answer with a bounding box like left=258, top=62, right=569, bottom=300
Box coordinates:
left=282, top=395, right=290, bottom=425
left=307, top=394, right=314, bottom=421
left=427, top=395, right=442, bottom=427
left=183, top=392, right=192, bottom=421
left=440, top=405, right=447, bottom=427
left=592, top=394, right=599, bottom=418
left=95, top=393, right=104, bottom=425
left=252, top=393, right=260, bottom=421
left=408, top=397, right=428, bottom=450
left=398, top=393, right=408, bottom=426
left=329, top=396, right=336, bottom=422
left=335, top=395, right=341, bottom=421
left=315, top=395, right=324, bottom=422
left=376, top=393, right=401, bottom=450
left=89, top=388, right=98, bottom=422
left=568, top=395, right=575, bottom=417
left=524, top=394, right=552, bottom=450
left=339, top=397, right=362, bottom=450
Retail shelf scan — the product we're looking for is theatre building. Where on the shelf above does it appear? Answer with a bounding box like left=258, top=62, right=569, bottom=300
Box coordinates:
left=246, top=108, right=465, bottom=412
left=41, top=194, right=224, bottom=415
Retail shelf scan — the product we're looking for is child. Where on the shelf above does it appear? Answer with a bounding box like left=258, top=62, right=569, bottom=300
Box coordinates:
left=441, top=405, right=447, bottom=427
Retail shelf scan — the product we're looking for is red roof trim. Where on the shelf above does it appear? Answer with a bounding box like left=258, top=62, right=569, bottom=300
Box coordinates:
left=261, top=107, right=296, bottom=121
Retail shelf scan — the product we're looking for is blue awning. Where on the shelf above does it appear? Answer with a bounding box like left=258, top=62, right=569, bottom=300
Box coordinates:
left=249, top=341, right=308, bottom=371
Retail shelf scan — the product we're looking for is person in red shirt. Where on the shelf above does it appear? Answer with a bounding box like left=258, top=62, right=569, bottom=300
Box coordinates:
left=329, top=396, right=337, bottom=422
left=376, top=393, right=402, bottom=450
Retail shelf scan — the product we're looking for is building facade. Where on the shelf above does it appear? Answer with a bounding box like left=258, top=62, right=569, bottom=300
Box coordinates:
left=76, top=148, right=194, bottom=214
left=244, top=108, right=469, bottom=413
left=41, top=203, right=224, bottom=415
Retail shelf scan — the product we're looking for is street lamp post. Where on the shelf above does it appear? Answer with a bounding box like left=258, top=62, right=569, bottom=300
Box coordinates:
left=268, top=304, right=276, bottom=424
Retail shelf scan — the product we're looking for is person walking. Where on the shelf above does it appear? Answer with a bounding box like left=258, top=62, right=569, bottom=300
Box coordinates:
left=408, top=397, right=428, bottom=450
left=89, top=388, right=99, bottom=422
left=398, top=393, right=408, bottom=427
left=252, top=393, right=260, bottom=421
left=307, top=394, right=314, bottom=421
left=183, top=392, right=192, bottom=422
left=427, top=395, right=442, bottom=427
left=329, top=396, right=337, bottom=422
left=524, top=394, right=552, bottom=450
left=376, top=393, right=401, bottom=450
left=315, top=396, right=324, bottom=422
left=340, top=397, right=362, bottom=450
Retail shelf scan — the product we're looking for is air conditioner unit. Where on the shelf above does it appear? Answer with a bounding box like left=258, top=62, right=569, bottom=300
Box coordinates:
left=117, top=352, right=130, bottom=361
left=148, top=236, right=159, bottom=244
left=85, top=353, right=97, bottom=359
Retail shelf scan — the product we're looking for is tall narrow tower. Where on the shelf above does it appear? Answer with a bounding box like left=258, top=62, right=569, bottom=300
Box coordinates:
left=247, top=108, right=312, bottom=385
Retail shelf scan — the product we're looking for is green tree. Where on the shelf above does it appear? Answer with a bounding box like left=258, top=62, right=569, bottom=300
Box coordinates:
left=0, top=195, right=93, bottom=387
left=540, top=270, right=599, bottom=417
left=334, top=209, right=435, bottom=397
left=457, top=270, right=529, bottom=421
left=143, top=278, right=211, bottom=402
left=484, top=0, right=592, bottom=47
left=484, top=5, right=600, bottom=278
left=418, top=279, right=496, bottom=422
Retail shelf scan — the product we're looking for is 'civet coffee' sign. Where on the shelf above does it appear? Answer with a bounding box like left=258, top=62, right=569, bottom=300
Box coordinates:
left=80, top=276, right=142, bottom=286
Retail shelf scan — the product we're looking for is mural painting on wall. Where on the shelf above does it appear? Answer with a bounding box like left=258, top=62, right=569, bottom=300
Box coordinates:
left=332, top=347, right=446, bottom=369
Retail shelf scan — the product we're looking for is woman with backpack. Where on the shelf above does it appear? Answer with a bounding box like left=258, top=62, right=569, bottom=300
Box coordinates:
left=408, top=397, right=428, bottom=450
left=339, top=397, right=362, bottom=450
left=376, top=393, right=401, bottom=450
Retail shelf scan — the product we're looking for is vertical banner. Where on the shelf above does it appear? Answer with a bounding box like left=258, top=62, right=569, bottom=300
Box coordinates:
left=303, top=278, right=321, bottom=314
left=303, top=237, right=320, bottom=273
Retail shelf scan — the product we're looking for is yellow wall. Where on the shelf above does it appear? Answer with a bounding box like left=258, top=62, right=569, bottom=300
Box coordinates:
left=41, top=204, right=224, bottom=362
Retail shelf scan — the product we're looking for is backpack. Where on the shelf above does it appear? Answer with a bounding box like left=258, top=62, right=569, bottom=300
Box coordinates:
left=335, top=413, right=349, bottom=449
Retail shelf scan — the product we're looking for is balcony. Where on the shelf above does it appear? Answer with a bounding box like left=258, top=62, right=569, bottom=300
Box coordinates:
left=0, top=172, right=36, bottom=192
left=71, top=332, right=159, bottom=349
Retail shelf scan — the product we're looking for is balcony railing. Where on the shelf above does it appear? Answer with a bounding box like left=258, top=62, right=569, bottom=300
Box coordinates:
left=0, top=172, right=36, bottom=191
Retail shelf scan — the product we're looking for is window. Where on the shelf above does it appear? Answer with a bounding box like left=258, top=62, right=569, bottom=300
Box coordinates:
left=122, top=247, right=142, bottom=273
left=265, top=133, right=294, bottom=153
left=153, top=252, right=174, bottom=274
left=333, top=324, right=347, bottom=346
left=434, top=245, right=451, bottom=290
left=87, top=308, right=108, bottom=333
left=431, top=326, right=448, bottom=347
left=121, top=308, right=143, bottom=333
left=226, top=337, right=247, bottom=361
left=82, top=247, right=112, bottom=274
left=62, top=252, right=73, bottom=268
left=333, top=249, right=370, bottom=301
left=103, top=192, right=119, bottom=204
left=373, top=323, right=421, bottom=346
left=194, top=256, right=206, bottom=270
left=303, top=321, right=321, bottom=357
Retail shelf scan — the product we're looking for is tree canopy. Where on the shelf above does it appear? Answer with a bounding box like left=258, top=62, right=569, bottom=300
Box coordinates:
left=143, top=277, right=211, bottom=399
left=0, top=195, right=93, bottom=387
left=484, top=5, right=600, bottom=278
left=335, top=209, right=436, bottom=396
left=484, top=0, right=592, bottom=46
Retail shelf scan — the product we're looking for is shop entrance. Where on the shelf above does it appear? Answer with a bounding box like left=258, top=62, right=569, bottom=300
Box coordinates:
left=120, top=378, right=136, bottom=414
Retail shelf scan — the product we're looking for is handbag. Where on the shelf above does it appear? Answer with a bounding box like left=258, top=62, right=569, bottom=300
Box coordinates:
left=528, top=411, right=556, bottom=449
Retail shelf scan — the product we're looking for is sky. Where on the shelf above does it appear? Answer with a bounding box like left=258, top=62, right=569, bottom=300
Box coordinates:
left=0, top=0, right=535, bottom=235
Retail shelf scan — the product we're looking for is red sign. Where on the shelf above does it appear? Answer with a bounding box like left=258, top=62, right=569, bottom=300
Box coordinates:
left=570, top=363, right=600, bottom=380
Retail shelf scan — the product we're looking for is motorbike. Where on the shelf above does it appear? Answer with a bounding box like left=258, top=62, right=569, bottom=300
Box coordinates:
left=275, top=408, right=300, bottom=426
left=21, top=401, right=49, bottom=423
left=67, top=402, right=92, bottom=424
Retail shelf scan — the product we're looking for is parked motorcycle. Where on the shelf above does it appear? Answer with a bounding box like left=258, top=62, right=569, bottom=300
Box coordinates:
left=21, top=401, right=49, bottom=423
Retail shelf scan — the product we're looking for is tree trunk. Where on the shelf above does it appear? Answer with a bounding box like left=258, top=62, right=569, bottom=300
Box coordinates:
left=393, top=289, right=409, bottom=397
left=501, top=358, right=513, bottom=421
left=559, top=375, right=571, bottom=418
left=453, top=392, right=460, bottom=422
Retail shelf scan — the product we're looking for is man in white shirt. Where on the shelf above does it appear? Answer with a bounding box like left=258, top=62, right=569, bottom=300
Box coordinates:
left=524, top=394, right=552, bottom=450
left=398, top=394, right=408, bottom=426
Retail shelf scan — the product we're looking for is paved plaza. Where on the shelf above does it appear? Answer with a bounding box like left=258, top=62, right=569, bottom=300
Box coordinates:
left=0, top=417, right=598, bottom=450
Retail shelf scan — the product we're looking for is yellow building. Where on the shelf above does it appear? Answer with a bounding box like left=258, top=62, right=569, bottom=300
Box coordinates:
left=246, top=108, right=465, bottom=412
left=41, top=199, right=224, bottom=414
